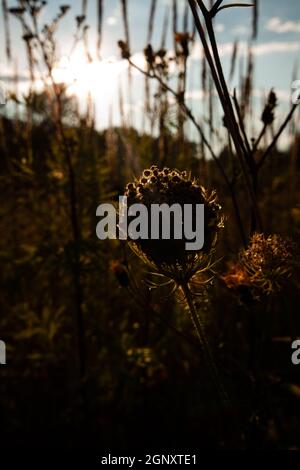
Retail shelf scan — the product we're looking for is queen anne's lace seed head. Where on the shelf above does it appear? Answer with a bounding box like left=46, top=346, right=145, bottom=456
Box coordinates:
left=124, top=166, right=223, bottom=284
left=223, top=233, right=299, bottom=299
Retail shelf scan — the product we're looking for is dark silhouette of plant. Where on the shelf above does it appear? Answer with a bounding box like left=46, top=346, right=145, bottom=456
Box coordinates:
left=125, top=165, right=229, bottom=406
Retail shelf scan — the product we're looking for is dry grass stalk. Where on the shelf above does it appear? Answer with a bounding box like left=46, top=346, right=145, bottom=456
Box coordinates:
left=2, top=0, right=11, bottom=60
left=97, top=0, right=103, bottom=59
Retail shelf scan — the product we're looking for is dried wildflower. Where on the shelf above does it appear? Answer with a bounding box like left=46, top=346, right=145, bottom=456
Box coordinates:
left=261, top=90, right=277, bottom=126
left=124, top=166, right=223, bottom=285
left=174, top=32, right=192, bottom=58
left=124, top=167, right=228, bottom=406
left=60, top=5, right=70, bottom=15
left=118, top=40, right=130, bottom=60
left=144, top=44, right=155, bottom=66
left=223, top=233, right=299, bottom=299
left=76, top=15, right=86, bottom=27
left=156, top=48, right=167, bottom=60
left=241, top=233, right=297, bottom=295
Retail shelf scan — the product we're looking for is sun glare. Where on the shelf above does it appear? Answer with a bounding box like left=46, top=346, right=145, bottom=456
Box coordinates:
left=53, top=51, right=128, bottom=102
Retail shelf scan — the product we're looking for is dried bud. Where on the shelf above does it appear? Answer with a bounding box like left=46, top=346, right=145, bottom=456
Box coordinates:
left=76, top=15, right=86, bottom=27
left=60, top=5, right=70, bottom=15
left=261, top=89, right=277, bottom=125
left=144, top=44, right=155, bottom=65
left=174, top=32, right=192, bottom=58
left=118, top=40, right=130, bottom=60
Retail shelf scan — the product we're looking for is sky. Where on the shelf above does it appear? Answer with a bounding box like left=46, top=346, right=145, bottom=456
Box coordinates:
left=0, top=0, right=299, bottom=142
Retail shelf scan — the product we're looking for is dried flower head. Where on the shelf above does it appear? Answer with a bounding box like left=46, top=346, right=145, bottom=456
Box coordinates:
left=223, top=233, right=299, bottom=298
left=144, top=44, right=155, bottom=66
left=76, top=15, right=86, bottom=27
left=60, top=5, right=71, bottom=15
left=118, top=40, right=130, bottom=60
left=124, top=166, right=223, bottom=285
left=261, top=89, right=277, bottom=126
left=174, top=32, right=193, bottom=58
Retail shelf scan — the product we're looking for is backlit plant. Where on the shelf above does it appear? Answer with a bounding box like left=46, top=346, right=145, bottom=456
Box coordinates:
left=124, top=166, right=229, bottom=406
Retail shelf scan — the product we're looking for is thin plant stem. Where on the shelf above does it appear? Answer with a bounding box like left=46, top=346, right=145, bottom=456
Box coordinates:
left=182, top=282, right=230, bottom=407
left=31, top=13, right=86, bottom=380
left=252, top=123, right=267, bottom=154
left=233, top=89, right=252, bottom=155
left=210, top=0, right=224, bottom=17
left=188, top=0, right=263, bottom=232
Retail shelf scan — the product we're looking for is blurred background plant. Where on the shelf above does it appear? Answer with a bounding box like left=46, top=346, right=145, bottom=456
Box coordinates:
left=0, top=0, right=299, bottom=450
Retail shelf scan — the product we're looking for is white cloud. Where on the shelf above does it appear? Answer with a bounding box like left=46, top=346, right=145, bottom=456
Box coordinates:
left=231, top=25, right=249, bottom=36
left=191, top=40, right=300, bottom=60
left=266, top=17, right=300, bottom=34
left=252, top=88, right=291, bottom=103
left=252, top=41, right=300, bottom=56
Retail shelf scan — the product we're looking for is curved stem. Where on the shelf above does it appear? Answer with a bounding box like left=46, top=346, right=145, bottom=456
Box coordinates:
left=182, top=282, right=230, bottom=407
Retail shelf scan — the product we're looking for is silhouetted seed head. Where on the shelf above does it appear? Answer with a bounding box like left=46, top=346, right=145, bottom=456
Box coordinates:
left=223, top=233, right=299, bottom=299
left=118, top=40, right=130, bottom=60
left=144, top=44, right=155, bottom=65
left=60, top=5, right=71, bottom=15
left=124, top=167, right=223, bottom=283
left=261, top=89, right=277, bottom=126
left=174, top=32, right=193, bottom=58
left=76, top=15, right=86, bottom=27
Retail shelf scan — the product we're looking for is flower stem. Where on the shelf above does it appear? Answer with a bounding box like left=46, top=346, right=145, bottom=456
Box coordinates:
left=182, top=282, right=230, bottom=407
